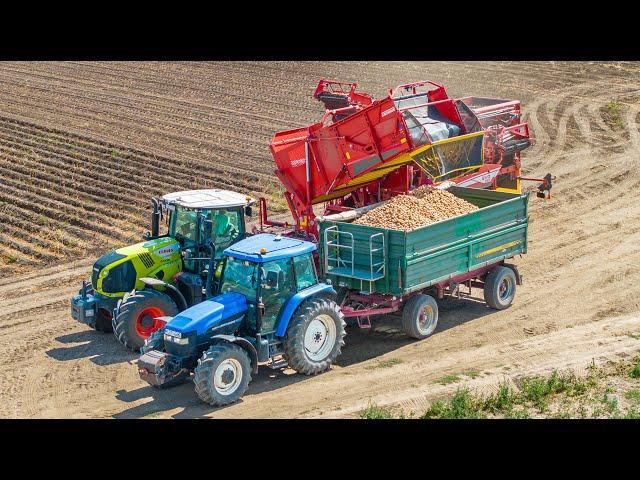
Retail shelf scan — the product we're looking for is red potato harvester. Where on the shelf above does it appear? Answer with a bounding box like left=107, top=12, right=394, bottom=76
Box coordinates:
left=262, top=79, right=550, bottom=240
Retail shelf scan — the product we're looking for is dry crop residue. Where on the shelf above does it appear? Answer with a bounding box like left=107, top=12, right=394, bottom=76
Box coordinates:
left=353, top=185, right=478, bottom=231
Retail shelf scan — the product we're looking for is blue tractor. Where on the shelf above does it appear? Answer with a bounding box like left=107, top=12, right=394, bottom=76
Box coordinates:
left=137, top=233, right=346, bottom=406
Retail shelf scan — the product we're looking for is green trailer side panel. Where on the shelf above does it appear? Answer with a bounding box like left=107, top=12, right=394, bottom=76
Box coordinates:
left=318, top=187, right=529, bottom=296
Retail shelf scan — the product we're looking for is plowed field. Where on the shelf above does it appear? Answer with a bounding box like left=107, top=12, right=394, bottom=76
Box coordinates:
left=0, top=61, right=639, bottom=418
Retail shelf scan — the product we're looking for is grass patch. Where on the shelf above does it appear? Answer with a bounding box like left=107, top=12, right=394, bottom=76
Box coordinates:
left=602, top=101, right=625, bottom=129
left=376, top=358, right=404, bottom=368
left=483, top=382, right=518, bottom=414
left=5, top=255, right=17, bottom=264
left=625, top=390, right=640, bottom=402
left=360, top=403, right=393, bottom=419
left=142, top=409, right=166, bottom=418
left=435, top=374, right=460, bottom=386
left=630, top=358, right=640, bottom=379
left=517, top=370, right=585, bottom=411
left=463, top=368, right=481, bottom=379
left=422, top=388, right=485, bottom=419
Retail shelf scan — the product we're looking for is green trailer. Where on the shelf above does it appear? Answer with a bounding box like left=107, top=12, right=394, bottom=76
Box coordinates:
left=317, top=186, right=529, bottom=338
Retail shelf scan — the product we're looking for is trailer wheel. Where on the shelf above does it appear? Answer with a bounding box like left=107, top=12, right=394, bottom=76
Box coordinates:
left=284, top=297, right=346, bottom=375
left=402, top=294, right=439, bottom=339
left=112, top=289, right=178, bottom=352
left=194, top=343, right=252, bottom=406
left=484, top=266, right=517, bottom=310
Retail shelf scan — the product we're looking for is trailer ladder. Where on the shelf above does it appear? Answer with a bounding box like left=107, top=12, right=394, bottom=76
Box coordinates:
left=324, top=226, right=386, bottom=288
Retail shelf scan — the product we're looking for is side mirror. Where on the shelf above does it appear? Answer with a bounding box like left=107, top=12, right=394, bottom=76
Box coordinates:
left=245, top=205, right=253, bottom=217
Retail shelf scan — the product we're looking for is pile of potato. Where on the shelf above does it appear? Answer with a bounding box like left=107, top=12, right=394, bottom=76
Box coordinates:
left=352, top=185, right=479, bottom=231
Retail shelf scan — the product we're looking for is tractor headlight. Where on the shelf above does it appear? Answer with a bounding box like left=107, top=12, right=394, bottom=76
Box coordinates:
left=164, top=329, right=189, bottom=345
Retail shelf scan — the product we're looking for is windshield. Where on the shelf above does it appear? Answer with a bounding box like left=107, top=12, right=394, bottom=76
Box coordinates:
left=220, top=256, right=258, bottom=301
left=202, top=208, right=243, bottom=258
left=169, top=206, right=198, bottom=247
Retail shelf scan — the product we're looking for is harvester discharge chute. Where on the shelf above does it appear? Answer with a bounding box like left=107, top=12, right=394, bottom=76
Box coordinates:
left=269, top=79, right=534, bottom=238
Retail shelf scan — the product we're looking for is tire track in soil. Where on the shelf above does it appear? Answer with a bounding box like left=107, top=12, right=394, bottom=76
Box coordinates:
left=1, top=62, right=640, bottom=418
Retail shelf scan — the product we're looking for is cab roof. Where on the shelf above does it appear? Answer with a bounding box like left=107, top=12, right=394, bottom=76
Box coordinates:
left=162, top=189, right=255, bottom=209
left=223, top=233, right=316, bottom=263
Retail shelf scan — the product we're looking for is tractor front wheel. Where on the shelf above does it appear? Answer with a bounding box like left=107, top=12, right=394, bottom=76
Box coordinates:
left=194, top=343, right=252, bottom=406
left=283, top=297, right=346, bottom=375
left=112, top=289, right=178, bottom=352
left=94, top=308, right=114, bottom=333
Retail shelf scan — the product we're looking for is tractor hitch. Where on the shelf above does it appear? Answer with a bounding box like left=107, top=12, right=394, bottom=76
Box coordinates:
left=138, top=350, right=187, bottom=387
left=71, top=289, right=98, bottom=327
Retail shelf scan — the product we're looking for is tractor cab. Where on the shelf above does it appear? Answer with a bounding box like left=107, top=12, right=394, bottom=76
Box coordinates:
left=219, top=234, right=319, bottom=334
left=155, top=189, right=255, bottom=274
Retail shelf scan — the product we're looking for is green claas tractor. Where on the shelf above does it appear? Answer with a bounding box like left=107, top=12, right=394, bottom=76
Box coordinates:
left=137, top=233, right=346, bottom=406
left=71, top=189, right=255, bottom=352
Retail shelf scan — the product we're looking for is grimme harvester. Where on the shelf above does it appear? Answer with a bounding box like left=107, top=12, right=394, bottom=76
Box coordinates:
left=264, top=79, right=542, bottom=240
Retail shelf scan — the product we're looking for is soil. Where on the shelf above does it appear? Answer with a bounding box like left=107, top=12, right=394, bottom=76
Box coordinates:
left=0, top=61, right=639, bottom=418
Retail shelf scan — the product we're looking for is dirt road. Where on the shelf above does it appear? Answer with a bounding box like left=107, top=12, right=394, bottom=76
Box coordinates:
left=0, top=62, right=639, bottom=417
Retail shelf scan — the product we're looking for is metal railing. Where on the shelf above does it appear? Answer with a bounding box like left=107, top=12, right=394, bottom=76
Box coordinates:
left=323, top=225, right=354, bottom=277
left=369, top=232, right=385, bottom=283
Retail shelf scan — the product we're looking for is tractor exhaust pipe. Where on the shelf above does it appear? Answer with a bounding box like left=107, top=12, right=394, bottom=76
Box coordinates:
left=151, top=198, right=160, bottom=238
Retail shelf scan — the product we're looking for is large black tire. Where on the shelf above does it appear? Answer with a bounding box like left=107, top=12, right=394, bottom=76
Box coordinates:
left=94, top=308, right=114, bottom=333
left=194, top=343, right=252, bottom=406
left=483, top=266, right=517, bottom=310
left=402, top=294, right=439, bottom=339
left=283, top=297, right=346, bottom=375
left=112, top=289, right=178, bottom=352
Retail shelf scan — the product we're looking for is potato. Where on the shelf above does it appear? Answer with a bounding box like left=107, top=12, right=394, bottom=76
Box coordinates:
left=353, top=186, right=478, bottom=231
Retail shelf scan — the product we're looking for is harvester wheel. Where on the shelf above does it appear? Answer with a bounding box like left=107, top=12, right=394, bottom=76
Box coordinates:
left=112, top=289, right=178, bottom=352
left=484, top=266, right=517, bottom=310
left=402, top=294, right=439, bottom=339
left=194, top=343, right=252, bottom=406
left=283, top=297, right=346, bottom=375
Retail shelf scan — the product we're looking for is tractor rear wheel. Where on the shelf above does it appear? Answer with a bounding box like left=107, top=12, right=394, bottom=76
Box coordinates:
left=402, top=294, right=439, bottom=339
left=112, top=289, right=178, bottom=352
left=194, top=343, right=252, bottom=406
left=283, top=297, right=346, bottom=375
left=483, top=266, right=517, bottom=310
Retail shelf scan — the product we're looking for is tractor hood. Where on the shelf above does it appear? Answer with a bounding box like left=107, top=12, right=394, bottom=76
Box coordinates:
left=115, top=237, right=180, bottom=258
left=165, top=292, right=248, bottom=336
left=92, top=237, right=183, bottom=296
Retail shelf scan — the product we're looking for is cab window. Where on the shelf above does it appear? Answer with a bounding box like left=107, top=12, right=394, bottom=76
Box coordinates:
left=171, top=207, right=198, bottom=247
left=259, top=258, right=295, bottom=332
left=293, top=253, right=317, bottom=291
left=203, top=208, right=243, bottom=256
